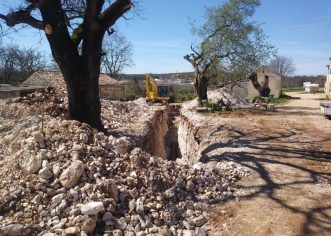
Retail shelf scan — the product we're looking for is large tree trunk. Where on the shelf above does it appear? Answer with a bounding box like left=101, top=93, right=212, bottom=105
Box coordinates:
left=65, top=67, right=103, bottom=130
left=39, top=0, right=105, bottom=130
left=195, top=74, right=209, bottom=102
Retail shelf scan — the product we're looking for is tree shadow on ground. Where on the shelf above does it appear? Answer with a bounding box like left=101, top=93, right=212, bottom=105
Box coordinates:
left=199, top=125, right=331, bottom=235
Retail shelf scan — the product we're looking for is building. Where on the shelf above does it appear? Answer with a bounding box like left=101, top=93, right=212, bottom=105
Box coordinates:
left=0, top=84, right=45, bottom=99
left=23, top=71, right=126, bottom=101
left=229, top=70, right=283, bottom=99
left=326, top=62, right=331, bottom=96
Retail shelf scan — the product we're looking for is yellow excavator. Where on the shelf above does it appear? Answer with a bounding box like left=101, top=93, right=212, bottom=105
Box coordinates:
left=145, top=73, right=169, bottom=103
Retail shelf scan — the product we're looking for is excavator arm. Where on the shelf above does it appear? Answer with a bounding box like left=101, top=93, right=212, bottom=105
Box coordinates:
left=145, top=74, right=158, bottom=100
left=145, top=73, right=169, bottom=102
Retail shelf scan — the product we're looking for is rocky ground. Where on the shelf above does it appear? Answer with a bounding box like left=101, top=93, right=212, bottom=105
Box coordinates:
left=179, top=92, right=331, bottom=236
left=0, top=88, right=249, bottom=236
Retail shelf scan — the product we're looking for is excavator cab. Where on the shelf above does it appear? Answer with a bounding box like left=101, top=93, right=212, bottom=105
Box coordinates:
left=145, top=74, right=169, bottom=103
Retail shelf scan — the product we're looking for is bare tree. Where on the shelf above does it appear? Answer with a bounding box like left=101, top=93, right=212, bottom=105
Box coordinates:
left=102, top=32, right=133, bottom=79
left=0, top=0, right=133, bottom=130
left=268, top=55, right=295, bottom=77
left=0, top=44, right=46, bottom=84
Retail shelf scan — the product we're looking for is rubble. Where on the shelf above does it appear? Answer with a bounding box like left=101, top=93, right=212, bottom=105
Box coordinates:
left=181, top=88, right=253, bottom=112
left=0, top=89, right=250, bottom=235
left=207, top=88, right=253, bottom=109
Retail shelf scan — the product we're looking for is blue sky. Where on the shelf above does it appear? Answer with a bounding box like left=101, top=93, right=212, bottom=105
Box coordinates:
left=1, top=0, right=331, bottom=75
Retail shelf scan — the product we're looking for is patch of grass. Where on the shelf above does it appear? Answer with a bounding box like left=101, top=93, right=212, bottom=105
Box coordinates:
left=269, top=94, right=291, bottom=104
left=282, top=87, right=304, bottom=93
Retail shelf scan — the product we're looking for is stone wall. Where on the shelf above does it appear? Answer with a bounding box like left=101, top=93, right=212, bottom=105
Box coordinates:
left=99, top=85, right=126, bottom=101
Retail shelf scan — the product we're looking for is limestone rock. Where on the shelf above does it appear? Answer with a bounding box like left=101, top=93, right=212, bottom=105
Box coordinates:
left=64, top=226, right=80, bottom=235
left=52, top=193, right=64, bottom=204
left=114, top=137, right=132, bottom=154
left=38, top=167, right=53, bottom=179
left=59, top=160, right=84, bottom=188
left=0, top=224, right=25, bottom=236
left=136, top=198, right=144, bottom=215
left=21, top=153, right=42, bottom=174
left=183, top=230, right=196, bottom=236
left=81, top=218, right=97, bottom=233
left=81, top=202, right=105, bottom=215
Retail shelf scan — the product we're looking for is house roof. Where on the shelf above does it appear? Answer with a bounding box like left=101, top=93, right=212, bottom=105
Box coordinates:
left=23, top=71, right=119, bottom=90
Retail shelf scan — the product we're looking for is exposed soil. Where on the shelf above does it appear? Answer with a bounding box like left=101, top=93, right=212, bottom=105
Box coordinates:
left=202, top=92, right=331, bottom=235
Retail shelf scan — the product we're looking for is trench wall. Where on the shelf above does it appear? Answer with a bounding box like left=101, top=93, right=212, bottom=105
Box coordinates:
left=177, top=113, right=203, bottom=165
left=142, top=107, right=169, bottom=159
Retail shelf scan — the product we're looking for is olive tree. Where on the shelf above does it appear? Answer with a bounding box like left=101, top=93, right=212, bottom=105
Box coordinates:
left=184, top=0, right=274, bottom=102
left=0, top=0, right=133, bottom=130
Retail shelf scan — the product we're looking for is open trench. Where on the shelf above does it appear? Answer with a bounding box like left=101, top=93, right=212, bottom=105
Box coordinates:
left=142, top=104, right=201, bottom=163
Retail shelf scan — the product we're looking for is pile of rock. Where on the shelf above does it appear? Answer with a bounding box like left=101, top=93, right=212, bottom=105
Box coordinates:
left=101, top=100, right=151, bottom=131
left=0, top=114, right=248, bottom=236
left=207, top=88, right=253, bottom=109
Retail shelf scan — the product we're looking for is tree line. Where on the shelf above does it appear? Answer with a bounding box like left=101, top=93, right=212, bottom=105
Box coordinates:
left=0, top=44, right=47, bottom=85
left=0, top=33, right=133, bottom=86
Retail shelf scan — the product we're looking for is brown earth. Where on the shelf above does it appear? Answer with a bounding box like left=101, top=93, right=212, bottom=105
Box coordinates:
left=203, top=92, right=331, bottom=236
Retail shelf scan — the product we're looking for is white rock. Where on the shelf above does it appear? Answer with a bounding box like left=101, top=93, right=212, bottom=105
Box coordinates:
left=80, top=202, right=105, bottom=215
left=42, top=160, right=52, bottom=169
left=56, top=144, right=67, bottom=156
left=59, top=160, right=84, bottom=188
left=58, top=200, right=67, bottom=210
left=39, top=167, right=53, bottom=179
left=22, top=153, right=43, bottom=174
left=193, top=162, right=203, bottom=170
left=195, top=227, right=207, bottom=236
left=136, top=198, right=144, bottom=215
left=0, top=224, right=25, bottom=236
left=114, top=137, right=132, bottom=154
left=52, top=193, right=64, bottom=204
left=183, top=230, right=196, bottom=236
left=64, top=226, right=80, bottom=234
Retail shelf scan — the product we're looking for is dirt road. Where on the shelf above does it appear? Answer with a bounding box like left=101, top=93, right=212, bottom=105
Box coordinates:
left=204, top=92, right=331, bottom=236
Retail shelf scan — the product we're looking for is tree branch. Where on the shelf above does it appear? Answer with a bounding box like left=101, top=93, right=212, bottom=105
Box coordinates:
left=99, top=0, right=132, bottom=32
left=0, top=4, right=43, bottom=30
